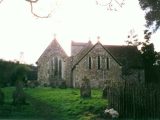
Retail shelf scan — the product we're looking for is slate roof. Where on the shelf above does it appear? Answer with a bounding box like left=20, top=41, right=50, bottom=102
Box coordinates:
left=72, top=42, right=144, bottom=69
left=72, top=41, right=93, bottom=67
left=104, top=45, right=144, bottom=68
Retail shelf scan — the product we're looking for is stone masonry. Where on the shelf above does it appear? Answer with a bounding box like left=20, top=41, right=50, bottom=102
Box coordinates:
left=37, top=38, right=145, bottom=88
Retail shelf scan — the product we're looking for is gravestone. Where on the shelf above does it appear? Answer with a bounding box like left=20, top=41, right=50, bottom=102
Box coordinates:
left=59, top=80, right=67, bottom=89
left=102, top=81, right=108, bottom=98
left=12, top=81, right=26, bottom=105
left=80, top=76, right=91, bottom=98
left=0, top=88, right=4, bottom=105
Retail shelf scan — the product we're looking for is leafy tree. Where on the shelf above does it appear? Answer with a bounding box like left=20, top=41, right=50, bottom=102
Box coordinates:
left=0, top=60, right=19, bottom=87
left=12, top=64, right=31, bottom=86
left=141, top=30, right=159, bottom=83
left=0, top=59, right=37, bottom=87
left=125, top=29, right=140, bottom=46
left=126, top=29, right=159, bottom=83
left=138, top=0, right=160, bottom=32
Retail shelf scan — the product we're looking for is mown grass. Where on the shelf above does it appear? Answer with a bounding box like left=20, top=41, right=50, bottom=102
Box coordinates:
left=25, top=87, right=107, bottom=120
left=1, top=87, right=107, bottom=120
left=0, top=87, right=40, bottom=119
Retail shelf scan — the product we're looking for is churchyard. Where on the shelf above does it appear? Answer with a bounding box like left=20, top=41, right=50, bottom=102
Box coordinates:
left=0, top=87, right=107, bottom=120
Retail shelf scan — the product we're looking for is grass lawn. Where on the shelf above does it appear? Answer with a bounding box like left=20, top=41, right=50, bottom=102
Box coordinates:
left=0, top=87, right=40, bottom=119
left=1, top=87, right=107, bottom=120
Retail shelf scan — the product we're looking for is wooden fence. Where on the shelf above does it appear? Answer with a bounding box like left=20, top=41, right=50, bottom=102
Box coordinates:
left=105, top=80, right=160, bottom=119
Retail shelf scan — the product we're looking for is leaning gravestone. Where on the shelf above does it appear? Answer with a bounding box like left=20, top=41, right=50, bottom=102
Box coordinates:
left=12, top=81, right=26, bottom=105
left=0, top=88, right=4, bottom=105
left=102, top=81, right=109, bottom=98
left=59, top=80, right=67, bottom=89
left=80, top=76, right=91, bottom=98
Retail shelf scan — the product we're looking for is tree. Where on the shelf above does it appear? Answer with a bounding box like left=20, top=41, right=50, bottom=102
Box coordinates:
left=12, top=64, right=29, bottom=105
left=12, top=64, right=30, bottom=85
left=125, top=29, right=140, bottom=46
left=0, top=59, right=37, bottom=87
left=126, top=29, right=159, bottom=83
left=25, top=0, right=52, bottom=18
left=138, top=0, right=160, bottom=32
left=141, top=30, right=159, bottom=83
left=0, top=0, right=125, bottom=18
left=96, top=0, right=125, bottom=11
left=24, top=0, right=160, bottom=31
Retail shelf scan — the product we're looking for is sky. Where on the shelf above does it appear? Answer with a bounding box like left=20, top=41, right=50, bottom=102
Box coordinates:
left=0, top=0, right=159, bottom=65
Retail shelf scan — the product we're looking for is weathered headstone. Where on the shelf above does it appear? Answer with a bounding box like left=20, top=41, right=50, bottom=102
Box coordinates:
left=0, top=88, right=4, bottom=105
left=102, top=81, right=108, bottom=98
left=12, top=81, right=26, bottom=105
left=59, top=80, right=67, bottom=89
left=80, top=76, right=91, bottom=98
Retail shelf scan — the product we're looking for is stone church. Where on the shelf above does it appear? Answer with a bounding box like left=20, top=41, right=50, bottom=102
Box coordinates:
left=36, top=37, right=144, bottom=88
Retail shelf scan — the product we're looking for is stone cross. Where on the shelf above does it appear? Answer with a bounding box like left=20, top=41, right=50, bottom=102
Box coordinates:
left=80, top=76, right=91, bottom=98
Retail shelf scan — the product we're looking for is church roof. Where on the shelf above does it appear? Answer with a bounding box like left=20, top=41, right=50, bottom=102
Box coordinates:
left=104, top=45, right=144, bottom=68
left=37, top=39, right=68, bottom=63
left=71, top=41, right=93, bottom=56
left=71, top=41, right=89, bottom=46
left=72, top=42, right=144, bottom=69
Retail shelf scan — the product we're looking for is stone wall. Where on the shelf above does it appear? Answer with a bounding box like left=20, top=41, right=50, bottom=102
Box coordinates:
left=37, top=61, right=50, bottom=85
left=37, top=39, right=68, bottom=86
left=72, top=43, right=122, bottom=88
left=37, top=40, right=145, bottom=88
left=63, top=57, right=72, bottom=87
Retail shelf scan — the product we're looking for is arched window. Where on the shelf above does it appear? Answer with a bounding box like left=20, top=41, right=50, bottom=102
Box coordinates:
left=54, top=57, right=58, bottom=76
left=98, top=56, right=101, bottom=69
left=88, top=57, right=92, bottom=69
left=106, top=57, right=110, bottom=70
left=59, top=59, right=62, bottom=78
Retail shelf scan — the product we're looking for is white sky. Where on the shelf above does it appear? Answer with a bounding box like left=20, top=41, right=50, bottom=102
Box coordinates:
left=0, top=0, right=159, bottom=65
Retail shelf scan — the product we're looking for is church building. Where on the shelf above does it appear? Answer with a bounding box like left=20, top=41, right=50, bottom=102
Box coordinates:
left=36, top=37, right=144, bottom=88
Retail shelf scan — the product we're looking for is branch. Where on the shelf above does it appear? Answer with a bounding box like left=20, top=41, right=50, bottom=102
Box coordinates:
left=26, top=0, right=51, bottom=18
left=96, top=0, right=125, bottom=11
left=0, top=0, right=4, bottom=4
left=114, top=0, right=124, bottom=7
left=26, top=0, right=39, bottom=3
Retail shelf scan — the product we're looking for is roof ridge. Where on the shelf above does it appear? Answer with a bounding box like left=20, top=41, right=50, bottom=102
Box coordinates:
left=37, top=38, right=68, bottom=63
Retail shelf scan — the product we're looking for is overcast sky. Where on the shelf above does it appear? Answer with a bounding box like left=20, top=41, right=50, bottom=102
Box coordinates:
left=0, top=0, right=159, bottom=65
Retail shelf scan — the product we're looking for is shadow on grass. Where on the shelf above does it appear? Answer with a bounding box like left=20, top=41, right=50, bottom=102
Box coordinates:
left=0, top=96, right=56, bottom=120
left=27, top=95, right=58, bottom=120
left=0, top=103, right=40, bottom=119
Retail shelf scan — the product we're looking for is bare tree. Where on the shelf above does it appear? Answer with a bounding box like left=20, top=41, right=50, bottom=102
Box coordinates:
left=96, top=0, right=125, bottom=11
left=0, top=0, right=125, bottom=18
left=26, top=0, right=52, bottom=18
left=0, top=0, right=4, bottom=4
